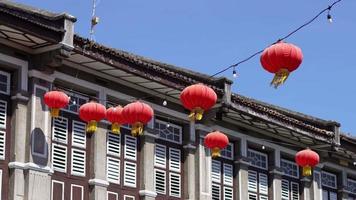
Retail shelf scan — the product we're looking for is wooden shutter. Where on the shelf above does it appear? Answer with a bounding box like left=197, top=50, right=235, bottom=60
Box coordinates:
left=154, top=144, right=166, bottom=168
left=329, top=192, right=337, bottom=200
left=124, top=135, right=137, bottom=161
left=123, top=161, right=136, bottom=187
left=248, top=193, right=257, bottom=200
left=169, top=173, right=181, bottom=197
left=212, top=183, right=221, bottom=200
left=52, top=180, right=64, bottom=200
left=223, top=163, right=233, bottom=186
left=223, top=187, right=233, bottom=200
left=0, top=130, right=5, bottom=160
left=248, top=170, right=258, bottom=192
left=282, top=179, right=290, bottom=200
left=107, top=133, right=120, bottom=157
left=52, top=144, right=67, bottom=172
left=107, top=157, right=120, bottom=184
left=212, top=160, right=221, bottom=183
left=71, top=148, right=86, bottom=176
left=169, top=148, right=181, bottom=172
left=107, top=192, right=118, bottom=200
left=52, top=117, right=68, bottom=143
left=154, top=169, right=166, bottom=194
left=291, top=182, right=299, bottom=200
left=72, top=121, right=86, bottom=148
left=0, top=101, right=6, bottom=128
left=259, top=173, right=268, bottom=195
left=71, top=184, right=83, bottom=200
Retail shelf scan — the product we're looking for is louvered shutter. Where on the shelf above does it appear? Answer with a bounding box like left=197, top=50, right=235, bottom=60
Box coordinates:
left=329, top=192, right=337, bottom=200
left=223, top=187, right=233, bottom=200
left=169, top=173, right=181, bottom=197
left=212, top=160, right=221, bottom=183
left=248, top=170, right=258, bottom=192
left=260, top=195, right=268, bottom=200
left=248, top=193, right=257, bottom=200
left=123, top=161, right=136, bottom=187
left=52, top=117, right=68, bottom=143
left=154, top=169, right=166, bottom=194
left=124, top=135, right=137, bottom=161
left=259, top=173, right=268, bottom=195
left=223, top=163, right=233, bottom=186
left=0, top=130, right=5, bottom=160
left=71, top=148, right=86, bottom=176
left=281, top=179, right=289, bottom=200
left=0, top=101, right=6, bottom=128
left=107, top=133, right=120, bottom=157
left=72, top=121, right=86, bottom=148
left=52, top=143, right=67, bottom=172
left=212, top=183, right=221, bottom=200
left=107, top=157, right=120, bottom=184
left=154, top=144, right=166, bottom=168
left=291, top=182, right=299, bottom=200
left=322, top=190, right=328, bottom=200
left=169, top=148, right=180, bottom=172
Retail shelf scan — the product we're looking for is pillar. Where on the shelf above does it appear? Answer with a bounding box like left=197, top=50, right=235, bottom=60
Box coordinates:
left=311, top=166, right=323, bottom=200
left=197, top=130, right=211, bottom=200
left=338, top=171, right=349, bottom=200
left=270, top=149, right=283, bottom=200
left=183, top=121, right=197, bottom=200
left=235, top=136, right=250, bottom=200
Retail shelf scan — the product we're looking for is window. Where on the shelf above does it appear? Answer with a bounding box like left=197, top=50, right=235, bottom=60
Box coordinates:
left=247, top=149, right=268, bottom=200
left=107, top=132, right=121, bottom=184
left=154, top=120, right=183, bottom=199
left=63, top=93, right=88, bottom=114
left=210, top=142, right=234, bottom=200
left=321, top=171, right=338, bottom=200
left=0, top=71, right=10, bottom=95
left=347, top=178, right=356, bottom=196
left=281, top=159, right=300, bottom=200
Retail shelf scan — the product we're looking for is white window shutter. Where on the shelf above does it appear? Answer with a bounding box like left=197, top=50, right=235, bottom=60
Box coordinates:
left=212, top=160, right=221, bottom=183
left=223, top=187, right=233, bottom=200
left=123, top=162, right=136, bottom=187
left=259, top=173, right=268, bottom=195
left=0, top=101, right=6, bottom=128
left=107, top=133, right=120, bottom=157
left=248, top=193, right=257, bottom=200
left=291, top=182, right=300, bottom=200
left=124, top=135, right=137, bottom=161
left=107, top=157, right=120, bottom=184
left=260, top=195, right=268, bottom=200
left=329, top=192, right=337, bottom=200
left=169, top=173, right=181, bottom=197
left=52, top=117, right=68, bottom=144
left=71, top=148, right=86, bottom=176
left=154, top=144, right=166, bottom=168
left=248, top=170, right=258, bottom=192
left=72, top=121, right=86, bottom=148
left=169, top=148, right=181, bottom=172
left=281, top=179, right=290, bottom=200
left=52, top=143, right=67, bottom=172
left=154, top=169, right=166, bottom=194
left=0, top=130, right=5, bottom=160
left=223, top=163, right=233, bottom=186
left=212, top=183, right=221, bottom=200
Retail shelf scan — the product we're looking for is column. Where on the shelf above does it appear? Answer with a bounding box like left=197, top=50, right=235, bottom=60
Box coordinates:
left=138, top=129, right=158, bottom=200
left=301, top=176, right=312, bottom=200
left=183, top=121, right=197, bottom=200
left=197, top=130, right=212, bottom=200
left=311, top=166, right=323, bottom=200
left=8, top=92, right=29, bottom=200
left=270, top=149, right=283, bottom=200
left=338, top=171, right=349, bottom=200
left=235, top=136, right=250, bottom=200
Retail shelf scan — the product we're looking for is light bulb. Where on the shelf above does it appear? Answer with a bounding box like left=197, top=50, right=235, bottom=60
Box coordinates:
left=73, top=100, right=76, bottom=105
left=233, top=70, right=237, bottom=78
left=327, top=14, right=333, bottom=23
left=163, top=100, right=167, bottom=106
left=166, top=123, right=170, bottom=128
left=262, top=145, right=265, bottom=150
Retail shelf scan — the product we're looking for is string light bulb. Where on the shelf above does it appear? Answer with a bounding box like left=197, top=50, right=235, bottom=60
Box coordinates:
left=327, top=14, right=333, bottom=23
left=233, top=68, right=237, bottom=78
left=163, top=99, right=167, bottom=106
left=166, top=123, right=170, bottom=128
left=262, top=145, right=265, bottom=150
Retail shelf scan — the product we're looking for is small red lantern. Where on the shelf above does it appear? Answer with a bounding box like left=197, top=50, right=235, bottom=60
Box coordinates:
left=295, top=148, right=319, bottom=176
left=204, top=131, right=229, bottom=158
left=106, top=106, right=126, bottom=134
left=44, top=91, right=69, bottom=117
left=180, top=83, right=217, bottom=121
left=122, top=101, right=154, bottom=137
left=260, top=41, right=303, bottom=88
left=79, top=101, right=106, bottom=133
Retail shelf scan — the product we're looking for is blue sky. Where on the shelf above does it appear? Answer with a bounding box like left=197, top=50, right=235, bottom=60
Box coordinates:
left=16, top=0, right=356, bottom=133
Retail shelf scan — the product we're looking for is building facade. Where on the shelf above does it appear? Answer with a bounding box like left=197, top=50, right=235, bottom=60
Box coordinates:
left=0, top=1, right=356, bottom=200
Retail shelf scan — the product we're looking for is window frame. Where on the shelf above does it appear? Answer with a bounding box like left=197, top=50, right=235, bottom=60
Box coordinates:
left=154, top=119, right=183, bottom=144
left=247, top=149, right=268, bottom=170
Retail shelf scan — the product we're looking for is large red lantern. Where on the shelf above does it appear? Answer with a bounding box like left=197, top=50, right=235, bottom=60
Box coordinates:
left=260, top=41, right=303, bottom=88
left=106, top=106, right=126, bottom=134
left=180, top=83, right=217, bottom=121
left=122, top=101, right=154, bottom=137
left=79, top=101, right=106, bottom=133
left=44, top=91, right=69, bottom=117
left=204, top=131, right=229, bottom=158
left=295, top=148, right=319, bottom=176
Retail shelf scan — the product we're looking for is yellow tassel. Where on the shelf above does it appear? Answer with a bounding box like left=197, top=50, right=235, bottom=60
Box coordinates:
left=131, top=122, right=143, bottom=137
left=111, top=123, right=121, bottom=134
left=50, top=108, right=60, bottom=118
left=188, top=107, right=205, bottom=121
left=271, top=68, right=290, bottom=88
left=211, top=147, right=221, bottom=158
left=302, top=166, right=312, bottom=176
left=86, top=120, right=97, bottom=133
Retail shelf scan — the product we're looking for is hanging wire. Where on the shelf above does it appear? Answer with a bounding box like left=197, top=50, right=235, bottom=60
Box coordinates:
left=210, top=0, right=343, bottom=78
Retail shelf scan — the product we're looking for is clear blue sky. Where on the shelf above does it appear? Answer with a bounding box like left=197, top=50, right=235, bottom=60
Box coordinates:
left=16, top=0, right=356, bottom=133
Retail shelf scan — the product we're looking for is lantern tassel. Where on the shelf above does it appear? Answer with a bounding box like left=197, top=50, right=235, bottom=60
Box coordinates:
left=111, top=122, right=121, bottom=134
left=302, top=166, right=312, bottom=176
left=50, top=108, right=60, bottom=118
left=189, top=107, right=205, bottom=121
left=211, top=147, right=221, bottom=158
left=87, top=120, right=98, bottom=133
left=271, top=68, right=290, bottom=88
left=131, top=122, right=144, bottom=137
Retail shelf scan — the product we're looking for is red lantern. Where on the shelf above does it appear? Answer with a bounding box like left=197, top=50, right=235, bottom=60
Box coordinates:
left=260, top=41, right=303, bottom=88
left=180, top=83, right=217, bottom=121
left=79, top=101, right=106, bottom=133
left=204, top=131, right=229, bottom=158
left=122, top=101, right=154, bottom=137
left=106, top=106, right=126, bottom=134
left=295, top=148, right=319, bottom=176
left=44, top=91, right=69, bottom=117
